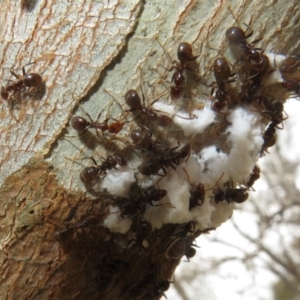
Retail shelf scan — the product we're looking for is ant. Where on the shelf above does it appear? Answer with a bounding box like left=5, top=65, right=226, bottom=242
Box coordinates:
left=138, top=143, right=190, bottom=176
left=281, top=78, right=300, bottom=96
left=261, top=122, right=277, bottom=155
left=135, top=220, right=152, bottom=243
left=120, top=189, right=168, bottom=219
left=170, top=42, right=199, bottom=100
left=183, top=169, right=224, bottom=210
left=182, top=168, right=207, bottom=210
left=280, top=55, right=300, bottom=74
left=80, top=154, right=127, bottom=184
left=71, top=105, right=129, bottom=138
left=1, top=63, right=43, bottom=106
left=165, top=236, right=198, bottom=261
left=127, top=219, right=153, bottom=253
left=188, top=183, right=206, bottom=210
left=157, top=39, right=199, bottom=100
left=125, top=89, right=173, bottom=127
left=226, top=25, right=262, bottom=63
left=130, top=128, right=163, bottom=153
left=246, top=165, right=260, bottom=190
left=240, top=54, right=272, bottom=105
left=211, top=57, right=236, bottom=111
left=214, top=178, right=249, bottom=204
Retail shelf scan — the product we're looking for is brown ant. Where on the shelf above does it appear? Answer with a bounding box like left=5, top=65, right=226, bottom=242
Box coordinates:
left=246, top=165, right=260, bottom=190
left=80, top=154, right=127, bottom=184
left=135, top=220, right=152, bottom=243
left=71, top=104, right=129, bottom=138
left=182, top=168, right=207, bottom=210
left=138, top=143, right=191, bottom=176
left=226, top=25, right=262, bottom=63
left=280, top=56, right=300, bottom=74
left=130, top=128, right=163, bottom=153
left=282, top=78, right=300, bottom=95
left=165, top=236, right=198, bottom=261
left=170, top=42, right=199, bottom=100
left=1, top=63, right=43, bottom=106
left=214, top=178, right=249, bottom=204
left=261, top=122, right=277, bottom=154
left=211, top=57, right=236, bottom=111
left=183, top=169, right=225, bottom=210
left=119, top=189, right=167, bottom=219
left=125, top=89, right=173, bottom=127
left=157, top=40, right=199, bottom=100
left=128, top=219, right=153, bottom=253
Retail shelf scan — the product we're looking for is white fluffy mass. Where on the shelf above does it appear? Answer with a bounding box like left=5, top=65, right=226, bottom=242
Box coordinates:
left=102, top=104, right=264, bottom=234
left=100, top=166, right=135, bottom=196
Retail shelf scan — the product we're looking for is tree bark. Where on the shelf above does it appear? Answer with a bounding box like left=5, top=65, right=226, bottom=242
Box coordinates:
left=0, top=1, right=299, bottom=299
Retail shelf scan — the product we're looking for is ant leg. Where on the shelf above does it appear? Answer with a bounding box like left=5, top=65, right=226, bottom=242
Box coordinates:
left=82, top=156, right=98, bottom=166
left=10, top=70, right=21, bottom=80
left=243, top=23, right=254, bottom=39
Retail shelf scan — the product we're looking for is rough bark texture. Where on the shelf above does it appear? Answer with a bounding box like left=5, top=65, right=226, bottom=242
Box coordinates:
left=0, top=1, right=299, bottom=300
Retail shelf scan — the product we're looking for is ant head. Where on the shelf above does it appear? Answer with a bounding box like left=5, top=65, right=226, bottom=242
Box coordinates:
left=177, top=42, right=193, bottom=62
left=125, top=89, right=141, bottom=109
left=71, top=116, right=89, bottom=131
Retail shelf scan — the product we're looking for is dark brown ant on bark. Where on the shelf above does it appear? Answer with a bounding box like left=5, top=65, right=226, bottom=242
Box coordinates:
left=1, top=63, right=44, bottom=115
left=127, top=220, right=153, bottom=253
left=170, top=42, right=199, bottom=101
left=120, top=189, right=168, bottom=219
left=71, top=107, right=129, bottom=139
left=135, top=220, right=152, bottom=242
left=80, top=154, right=127, bottom=185
left=238, top=54, right=272, bottom=105
left=211, top=57, right=236, bottom=111
left=1, top=63, right=43, bottom=103
left=225, top=24, right=273, bottom=106
left=138, top=143, right=191, bottom=176
left=226, top=25, right=262, bottom=62
left=125, top=89, right=174, bottom=128
left=157, top=39, right=199, bottom=101
left=130, top=128, right=164, bottom=153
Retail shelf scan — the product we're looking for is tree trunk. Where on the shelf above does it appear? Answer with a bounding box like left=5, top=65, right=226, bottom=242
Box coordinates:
left=0, top=1, right=299, bottom=299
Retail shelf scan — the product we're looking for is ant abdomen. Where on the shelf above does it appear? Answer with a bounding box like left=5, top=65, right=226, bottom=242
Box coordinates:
left=23, top=73, right=43, bottom=88
left=226, top=27, right=246, bottom=46
left=80, top=166, right=99, bottom=184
